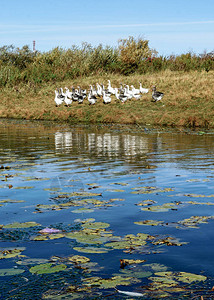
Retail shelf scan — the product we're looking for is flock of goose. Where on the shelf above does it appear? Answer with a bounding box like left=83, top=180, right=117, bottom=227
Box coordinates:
left=54, top=80, right=164, bottom=107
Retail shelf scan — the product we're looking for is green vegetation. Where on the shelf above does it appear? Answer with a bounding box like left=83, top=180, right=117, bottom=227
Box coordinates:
left=0, top=36, right=214, bottom=127
left=0, top=37, right=213, bottom=86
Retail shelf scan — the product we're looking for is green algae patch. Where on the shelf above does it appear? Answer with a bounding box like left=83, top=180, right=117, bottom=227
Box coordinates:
left=29, top=263, right=67, bottom=274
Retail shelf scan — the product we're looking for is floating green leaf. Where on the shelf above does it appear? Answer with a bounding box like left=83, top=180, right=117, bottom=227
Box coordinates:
left=73, top=247, right=111, bottom=254
left=29, top=263, right=67, bottom=274
left=68, top=255, right=90, bottom=264
left=82, top=275, right=140, bottom=289
left=16, top=258, right=49, bottom=265
left=134, top=220, right=164, bottom=226
left=177, top=216, right=214, bottom=229
left=0, top=247, right=25, bottom=259
left=3, top=221, right=41, bottom=229
left=14, top=186, right=34, bottom=189
left=0, top=199, right=25, bottom=203
left=33, top=233, right=65, bottom=241
left=141, top=202, right=179, bottom=212
left=71, top=208, right=94, bottom=214
left=82, top=222, right=110, bottom=230
left=0, top=268, right=25, bottom=276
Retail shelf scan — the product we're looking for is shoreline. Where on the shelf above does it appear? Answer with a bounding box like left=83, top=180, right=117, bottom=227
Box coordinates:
left=1, top=70, right=213, bottom=128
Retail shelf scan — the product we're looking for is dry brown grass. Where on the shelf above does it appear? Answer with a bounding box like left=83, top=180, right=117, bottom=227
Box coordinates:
left=1, top=70, right=214, bottom=128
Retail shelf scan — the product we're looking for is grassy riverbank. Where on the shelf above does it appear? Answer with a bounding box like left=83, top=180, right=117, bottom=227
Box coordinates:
left=1, top=69, right=214, bottom=128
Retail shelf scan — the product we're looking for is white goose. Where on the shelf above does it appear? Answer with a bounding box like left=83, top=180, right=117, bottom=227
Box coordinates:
left=89, top=85, right=97, bottom=97
left=102, top=91, right=111, bottom=104
left=64, top=87, right=73, bottom=106
left=88, top=90, right=97, bottom=105
left=96, top=83, right=103, bottom=97
left=64, top=95, right=72, bottom=106
left=77, top=87, right=84, bottom=104
left=139, top=83, right=149, bottom=94
left=132, top=93, right=141, bottom=100
left=107, top=80, right=116, bottom=95
left=124, top=86, right=133, bottom=99
left=64, top=87, right=73, bottom=98
left=54, top=89, right=64, bottom=107
left=131, top=85, right=140, bottom=95
left=115, top=89, right=128, bottom=104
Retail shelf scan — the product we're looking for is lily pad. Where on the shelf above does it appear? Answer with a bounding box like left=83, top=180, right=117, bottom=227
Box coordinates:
left=0, top=199, right=25, bottom=203
left=82, top=275, right=140, bottom=289
left=177, top=216, right=214, bottom=229
left=68, top=255, right=90, bottom=264
left=0, top=268, right=25, bottom=276
left=33, top=233, right=65, bottom=241
left=14, top=186, right=34, bottom=189
left=3, top=221, right=41, bottom=229
left=0, top=247, right=25, bottom=259
left=73, top=247, right=111, bottom=254
left=134, top=220, right=164, bottom=226
left=29, top=263, right=67, bottom=274
left=82, top=222, right=110, bottom=230
left=71, top=208, right=94, bottom=214
left=16, top=258, right=49, bottom=265
left=141, top=203, right=178, bottom=212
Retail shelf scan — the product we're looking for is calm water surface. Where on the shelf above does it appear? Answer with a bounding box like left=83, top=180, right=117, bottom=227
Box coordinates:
left=0, top=119, right=214, bottom=299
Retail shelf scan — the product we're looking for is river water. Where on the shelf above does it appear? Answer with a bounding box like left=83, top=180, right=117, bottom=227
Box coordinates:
left=0, top=119, right=214, bottom=299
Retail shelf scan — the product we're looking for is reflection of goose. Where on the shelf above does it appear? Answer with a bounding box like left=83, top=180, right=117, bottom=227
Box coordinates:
left=152, top=86, right=164, bottom=102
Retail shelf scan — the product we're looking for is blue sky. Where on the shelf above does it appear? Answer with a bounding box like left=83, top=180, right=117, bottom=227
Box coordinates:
left=1, top=0, right=214, bottom=56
